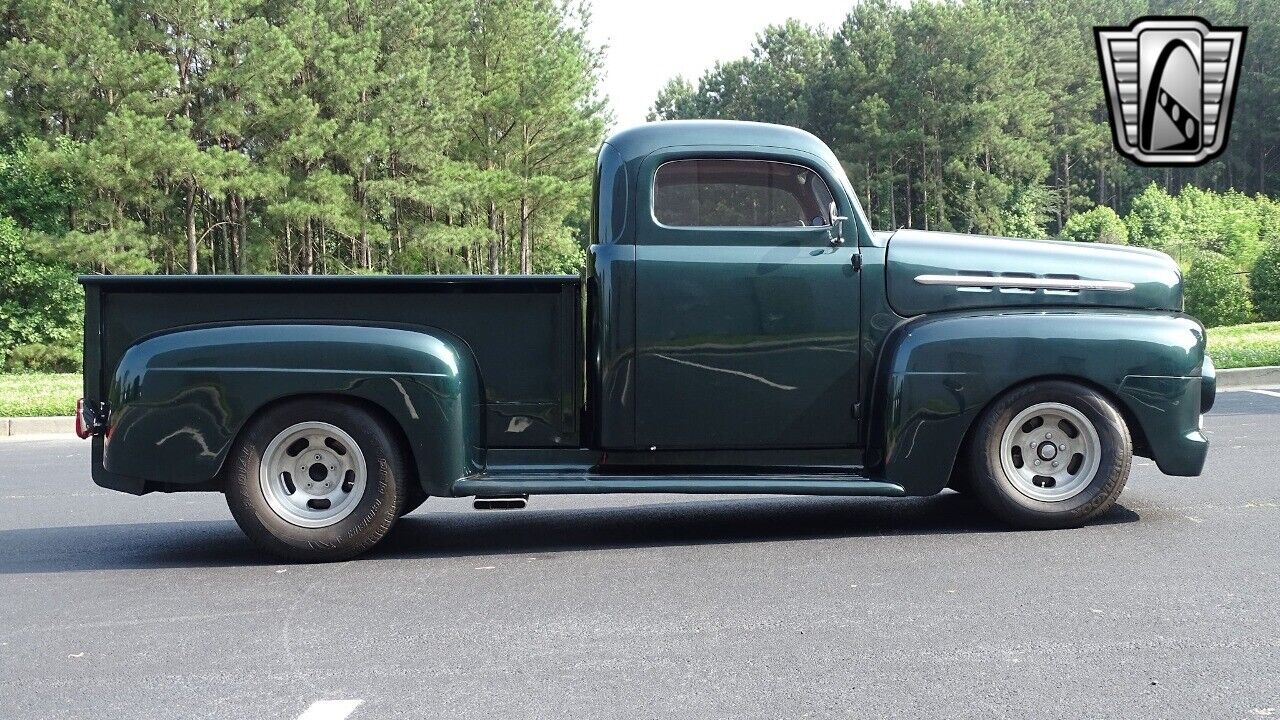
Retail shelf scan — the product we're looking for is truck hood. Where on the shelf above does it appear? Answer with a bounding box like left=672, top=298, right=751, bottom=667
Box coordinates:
left=881, top=229, right=1183, bottom=317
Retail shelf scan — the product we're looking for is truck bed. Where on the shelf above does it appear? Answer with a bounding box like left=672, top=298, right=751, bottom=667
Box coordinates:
left=81, top=274, right=582, bottom=448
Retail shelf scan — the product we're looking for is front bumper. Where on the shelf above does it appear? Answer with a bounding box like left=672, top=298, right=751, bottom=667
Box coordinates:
left=1118, top=373, right=1210, bottom=477
left=1200, top=355, right=1217, bottom=414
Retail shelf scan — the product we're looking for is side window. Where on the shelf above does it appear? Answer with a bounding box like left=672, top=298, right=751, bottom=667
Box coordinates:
left=654, top=159, right=835, bottom=229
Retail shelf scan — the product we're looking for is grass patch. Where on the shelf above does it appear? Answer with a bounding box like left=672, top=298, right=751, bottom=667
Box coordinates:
left=1207, top=321, right=1280, bottom=369
left=0, top=373, right=81, bottom=417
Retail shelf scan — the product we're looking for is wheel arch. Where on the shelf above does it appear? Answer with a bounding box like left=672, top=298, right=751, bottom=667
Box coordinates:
left=869, top=310, right=1206, bottom=495
left=227, top=392, right=423, bottom=494
left=947, top=374, right=1150, bottom=488
left=97, top=323, right=484, bottom=496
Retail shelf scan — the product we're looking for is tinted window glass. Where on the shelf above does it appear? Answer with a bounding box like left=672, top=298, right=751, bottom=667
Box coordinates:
left=654, top=159, right=835, bottom=228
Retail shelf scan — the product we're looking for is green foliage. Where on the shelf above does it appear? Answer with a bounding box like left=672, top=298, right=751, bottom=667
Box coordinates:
left=1120, top=186, right=1280, bottom=271
left=1180, top=187, right=1262, bottom=269
left=648, top=77, right=698, bottom=123
left=1126, top=183, right=1183, bottom=254
left=1000, top=185, right=1054, bottom=240
left=1206, top=321, right=1280, bottom=370
left=0, top=217, right=81, bottom=367
left=1061, top=206, right=1128, bottom=245
left=1257, top=196, right=1280, bottom=245
left=1251, top=241, right=1280, bottom=321
left=1184, top=252, right=1254, bottom=328
left=0, top=373, right=81, bottom=417
left=0, top=0, right=607, bottom=277
left=0, top=138, right=76, bottom=233
left=3, top=342, right=81, bottom=373
left=651, top=0, right=1280, bottom=242
left=531, top=228, right=587, bottom=275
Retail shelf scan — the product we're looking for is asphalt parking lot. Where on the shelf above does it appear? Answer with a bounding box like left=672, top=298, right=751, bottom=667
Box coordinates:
left=1, top=390, right=1278, bottom=720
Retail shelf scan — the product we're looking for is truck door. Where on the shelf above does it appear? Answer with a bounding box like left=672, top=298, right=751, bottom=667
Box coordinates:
left=633, top=154, right=861, bottom=450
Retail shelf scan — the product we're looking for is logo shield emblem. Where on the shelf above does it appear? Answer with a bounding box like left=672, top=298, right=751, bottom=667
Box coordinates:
left=1095, top=17, right=1246, bottom=166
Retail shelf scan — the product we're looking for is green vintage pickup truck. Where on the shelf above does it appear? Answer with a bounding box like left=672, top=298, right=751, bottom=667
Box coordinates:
left=78, top=120, right=1215, bottom=561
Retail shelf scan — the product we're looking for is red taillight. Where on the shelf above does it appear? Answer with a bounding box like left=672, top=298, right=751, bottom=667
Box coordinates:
left=75, top=398, right=91, bottom=439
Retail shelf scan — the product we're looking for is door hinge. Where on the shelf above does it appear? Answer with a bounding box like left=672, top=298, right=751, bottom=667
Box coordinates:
left=851, top=253, right=863, bottom=271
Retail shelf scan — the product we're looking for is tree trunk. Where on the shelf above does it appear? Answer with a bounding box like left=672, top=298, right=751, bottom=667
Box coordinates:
left=202, top=193, right=216, bottom=274
left=888, top=155, right=896, bottom=228
left=499, top=210, right=508, bottom=274
left=185, top=180, right=198, bottom=273
left=219, top=195, right=233, bottom=274
left=235, top=194, right=246, bottom=274
left=906, top=163, right=914, bottom=229
left=302, top=220, right=314, bottom=275
left=935, top=144, right=944, bottom=229
left=865, top=163, right=872, bottom=220
left=920, top=142, right=929, bottom=232
left=357, top=163, right=370, bottom=269
left=519, top=196, right=531, bottom=274
left=488, top=201, right=500, bottom=274
left=1063, top=152, right=1072, bottom=228
left=1258, top=144, right=1267, bottom=195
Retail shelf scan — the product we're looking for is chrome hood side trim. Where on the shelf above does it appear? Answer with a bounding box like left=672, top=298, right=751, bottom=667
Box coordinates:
left=914, top=275, right=1136, bottom=292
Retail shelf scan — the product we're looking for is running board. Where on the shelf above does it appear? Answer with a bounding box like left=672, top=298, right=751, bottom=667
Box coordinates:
left=452, top=473, right=903, bottom=498
left=474, top=495, right=528, bottom=510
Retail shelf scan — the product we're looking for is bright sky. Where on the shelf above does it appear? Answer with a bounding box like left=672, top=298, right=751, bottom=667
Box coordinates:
left=587, top=0, right=857, bottom=128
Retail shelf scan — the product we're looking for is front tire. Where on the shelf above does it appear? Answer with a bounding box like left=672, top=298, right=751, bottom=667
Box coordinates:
left=225, top=398, right=407, bottom=561
left=399, top=485, right=428, bottom=517
left=968, top=380, right=1131, bottom=529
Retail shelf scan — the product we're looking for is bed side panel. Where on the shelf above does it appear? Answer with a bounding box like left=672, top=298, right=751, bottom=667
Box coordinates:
left=89, top=277, right=580, bottom=448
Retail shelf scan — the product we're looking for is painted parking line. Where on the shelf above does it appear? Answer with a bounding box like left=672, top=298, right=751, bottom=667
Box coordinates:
left=1248, top=389, right=1280, bottom=399
left=296, top=699, right=362, bottom=720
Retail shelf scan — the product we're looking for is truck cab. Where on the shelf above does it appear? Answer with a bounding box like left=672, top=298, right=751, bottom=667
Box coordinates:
left=588, top=122, right=866, bottom=453
left=79, top=121, right=1216, bottom=561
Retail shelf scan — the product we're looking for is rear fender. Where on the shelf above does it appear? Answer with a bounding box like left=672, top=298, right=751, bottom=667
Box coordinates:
left=99, top=323, right=483, bottom=496
left=866, top=310, right=1208, bottom=494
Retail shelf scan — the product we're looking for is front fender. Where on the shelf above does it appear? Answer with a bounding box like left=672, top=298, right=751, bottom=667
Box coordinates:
left=99, top=323, right=483, bottom=496
left=868, top=310, right=1208, bottom=495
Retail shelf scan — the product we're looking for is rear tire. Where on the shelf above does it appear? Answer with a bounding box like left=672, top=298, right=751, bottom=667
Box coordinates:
left=224, top=398, right=407, bottom=562
left=946, top=451, right=974, bottom=493
left=968, top=380, right=1131, bottom=529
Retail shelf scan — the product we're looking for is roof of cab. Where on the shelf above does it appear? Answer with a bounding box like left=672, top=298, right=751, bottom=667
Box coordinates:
left=603, top=120, right=838, bottom=166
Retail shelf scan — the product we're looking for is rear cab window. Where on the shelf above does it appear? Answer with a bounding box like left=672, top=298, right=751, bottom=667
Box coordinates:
left=653, top=159, right=835, bottom=229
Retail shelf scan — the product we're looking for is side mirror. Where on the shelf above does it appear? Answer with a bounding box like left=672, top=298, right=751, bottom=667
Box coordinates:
left=829, top=201, right=849, bottom=246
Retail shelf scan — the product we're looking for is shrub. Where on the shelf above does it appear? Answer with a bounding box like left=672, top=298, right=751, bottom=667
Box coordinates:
left=1061, top=206, right=1128, bottom=244
left=1257, top=196, right=1280, bottom=246
left=1126, top=183, right=1183, bottom=254
left=0, top=217, right=82, bottom=365
left=1180, top=186, right=1263, bottom=268
left=0, top=139, right=75, bottom=234
left=532, top=227, right=588, bottom=274
left=1001, top=184, right=1054, bottom=239
left=1252, top=241, right=1280, bottom=321
left=3, top=342, right=82, bottom=373
left=1184, top=251, right=1254, bottom=328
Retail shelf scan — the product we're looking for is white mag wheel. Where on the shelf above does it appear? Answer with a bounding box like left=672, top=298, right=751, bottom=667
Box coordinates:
left=258, top=421, right=368, bottom=528
left=997, top=402, right=1102, bottom=503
